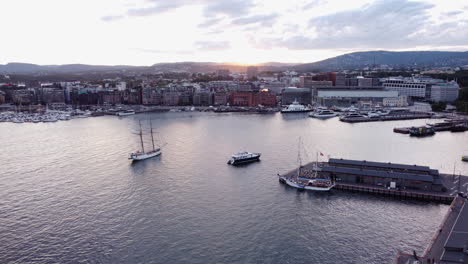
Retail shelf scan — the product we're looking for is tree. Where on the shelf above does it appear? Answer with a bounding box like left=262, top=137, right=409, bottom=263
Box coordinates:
left=431, top=101, right=447, bottom=112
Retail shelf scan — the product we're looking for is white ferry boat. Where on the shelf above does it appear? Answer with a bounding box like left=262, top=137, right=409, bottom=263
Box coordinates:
left=227, top=152, right=261, bottom=165
left=281, top=99, right=312, bottom=113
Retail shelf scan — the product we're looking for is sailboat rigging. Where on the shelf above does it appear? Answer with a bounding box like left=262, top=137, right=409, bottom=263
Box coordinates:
left=129, top=119, right=162, bottom=161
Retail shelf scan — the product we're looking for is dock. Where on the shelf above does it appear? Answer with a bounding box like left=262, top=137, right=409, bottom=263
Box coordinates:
left=278, top=158, right=468, bottom=263
left=394, top=120, right=468, bottom=134
left=396, top=195, right=468, bottom=264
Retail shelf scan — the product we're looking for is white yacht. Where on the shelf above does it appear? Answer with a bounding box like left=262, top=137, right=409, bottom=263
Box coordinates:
left=310, top=109, right=337, bottom=119
left=117, top=110, right=136, bottom=116
left=281, top=99, right=312, bottom=113
left=227, top=152, right=261, bottom=165
left=129, top=120, right=162, bottom=161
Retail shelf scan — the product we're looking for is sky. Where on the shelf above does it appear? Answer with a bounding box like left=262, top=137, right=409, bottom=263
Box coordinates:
left=1, top=0, right=467, bottom=65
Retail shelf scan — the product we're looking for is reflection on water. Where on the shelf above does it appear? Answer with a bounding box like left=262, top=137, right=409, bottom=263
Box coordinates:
left=0, top=112, right=466, bottom=264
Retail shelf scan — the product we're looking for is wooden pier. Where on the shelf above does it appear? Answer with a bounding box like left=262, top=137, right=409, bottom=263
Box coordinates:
left=335, top=183, right=454, bottom=203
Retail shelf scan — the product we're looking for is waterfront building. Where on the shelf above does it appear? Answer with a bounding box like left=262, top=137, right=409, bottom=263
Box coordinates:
left=142, top=88, right=163, bottom=105
left=116, top=82, right=126, bottom=91
left=382, top=78, right=427, bottom=98
left=322, top=158, right=445, bottom=192
left=237, top=83, right=253, bottom=92
left=301, top=78, right=333, bottom=88
left=178, top=91, right=193, bottom=105
left=258, top=75, right=277, bottom=82
left=382, top=96, right=409, bottom=107
left=229, top=91, right=254, bottom=106
left=11, top=89, right=35, bottom=104
left=335, top=73, right=346, bottom=86
left=102, top=91, right=124, bottom=105
left=213, top=92, right=228, bottom=106
left=163, top=91, right=180, bottom=106
left=311, top=86, right=397, bottom=107
left=0, top=90, right=6, bottom=104
left=429, top=81, right=460, bottom=102
left=193, top=91, right=213, bottom=106
left=41, top=88, right=65, bottom=104
left=262, top=82, right=286, bottom=94
left=254, top=90, right=277, bottom=107
left=281, top=87, right=311, bottom=105
left=357, top=77, right=374, bottom=87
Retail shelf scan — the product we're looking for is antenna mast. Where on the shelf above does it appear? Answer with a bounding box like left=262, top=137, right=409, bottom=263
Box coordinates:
left=139, top=120, right=145, bottom=153
left=150, top=119, right=155, bottom=151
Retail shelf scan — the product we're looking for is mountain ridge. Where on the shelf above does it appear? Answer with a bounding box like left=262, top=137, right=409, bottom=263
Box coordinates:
left=1, top=50, right=468, bottom=74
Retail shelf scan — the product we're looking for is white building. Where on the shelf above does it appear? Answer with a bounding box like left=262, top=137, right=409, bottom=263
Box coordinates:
left=383, top=96, right=408, bottom=107
left=316, top=90, right=398, bottom=106
left=382, top=78, right=427, bottom=98
left=382, top=76, right=459, bottom=102
left=430, top=81, right=459, bottom=102
left=116, top=81, right=126, bottom=91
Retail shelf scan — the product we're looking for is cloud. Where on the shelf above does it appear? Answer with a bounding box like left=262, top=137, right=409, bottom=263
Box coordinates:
left=304, top=0, right=328, bottom=9
left=194, top=41, right=231, bottom=51
left=121, top=0, right=255, bottom=18
left=135, top=48, right=195, bottom=55
left=252, top=0, right=467, bottom=50
left=101, top=15, right=124, bottom=22
left=232, top=13, right=278, bottom=26
left=442, top=10, right=463, bottom=16
left=203, top=0, right=255, bottom=18
left=127, top=1, right=183, bottom=16
left=198, top=17, right=224, bottom=28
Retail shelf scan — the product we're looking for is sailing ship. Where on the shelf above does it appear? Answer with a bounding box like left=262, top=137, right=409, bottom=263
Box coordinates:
left=279, top=138, right=334, bottom=191
left=129, top=119, right=162, bottom=161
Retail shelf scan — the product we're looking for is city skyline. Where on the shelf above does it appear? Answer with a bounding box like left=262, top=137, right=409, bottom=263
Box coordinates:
left=2, top=0, right=468, bottom=65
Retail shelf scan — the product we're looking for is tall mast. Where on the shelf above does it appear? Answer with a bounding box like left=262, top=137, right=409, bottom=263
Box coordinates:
left=297, top=137, right=302, bottom=177
left=150, top=119, right=155, bottom=151
left=139, top=120, right=145, bottom=153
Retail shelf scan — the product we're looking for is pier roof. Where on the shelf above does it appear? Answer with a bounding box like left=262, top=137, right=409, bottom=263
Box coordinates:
left=440, top=199, right=468, bottom=263
left=322, top=166, right=434, bottom=182
left=329, top=158, right=433, bottom=173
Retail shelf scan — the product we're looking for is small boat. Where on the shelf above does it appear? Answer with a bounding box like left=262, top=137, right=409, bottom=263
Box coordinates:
left=450, top=125, right=467, bottom=132
left=117, top=110, right=136, bottom=116
left=281, top=99, right=312, bottom=113
left=227, top=152, right=261, bottom=165
left=409, top=126, right=435, bottom=137
left=462, top=156, right=468, bottom=162
left=309, top=109, right=337, bottom=119
left=304, top=178, right=334, bottom=191
left=129, top=120, right=162, bottom=161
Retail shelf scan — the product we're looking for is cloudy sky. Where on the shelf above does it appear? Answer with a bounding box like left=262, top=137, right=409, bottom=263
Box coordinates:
left=1, top=0, right=467, bottom=65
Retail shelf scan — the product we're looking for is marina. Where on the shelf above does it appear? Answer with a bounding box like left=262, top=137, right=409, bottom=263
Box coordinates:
left=1, top=112, right=467, bottom=263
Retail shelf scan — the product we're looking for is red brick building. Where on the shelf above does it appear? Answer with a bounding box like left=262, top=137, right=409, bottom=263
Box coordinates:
left=254, top=90, right=277, bottom=106
left=229, top=91, right=254, bottom=106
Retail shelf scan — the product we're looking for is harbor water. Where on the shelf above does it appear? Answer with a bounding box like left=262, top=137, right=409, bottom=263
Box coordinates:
left=1, top=112, right=467, bottom=264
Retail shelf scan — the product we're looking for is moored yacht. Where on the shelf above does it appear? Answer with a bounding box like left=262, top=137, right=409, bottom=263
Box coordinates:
left=117, top=110, right=136, bottom=116
left=281, top=99, right=312, bottom=113
left=227, top=152, right=261, bottom=165
left=309, top=109, right=337, bottom=119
